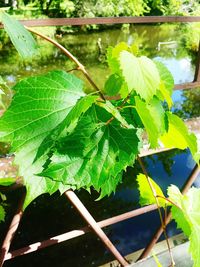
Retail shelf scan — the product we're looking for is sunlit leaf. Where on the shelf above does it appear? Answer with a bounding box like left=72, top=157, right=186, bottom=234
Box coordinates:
left=107, top=42, right=129, bottom=75
left=160, top=112, right=198, bottom=160
left=1, top=11, right=38, bottom=58
left=0, top=70, right=85, bottom=208
left=0, top=177, right=16, bottom=186
left=120, top=51, right=160, bottom=101
left=137, top=173, right=166, bottom=207
left=155, top=61, right=174, bottom=108
left=135, top=96, right=166, bottom=148
left=168, top=186, right=200, bottom=267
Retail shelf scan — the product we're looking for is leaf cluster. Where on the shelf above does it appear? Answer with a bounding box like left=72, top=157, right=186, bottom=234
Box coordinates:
left=0, top=13, right=199, bottom=209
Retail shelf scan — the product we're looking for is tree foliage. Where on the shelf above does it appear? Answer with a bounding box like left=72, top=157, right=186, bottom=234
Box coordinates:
left=1, top=0, right=199, bottom=17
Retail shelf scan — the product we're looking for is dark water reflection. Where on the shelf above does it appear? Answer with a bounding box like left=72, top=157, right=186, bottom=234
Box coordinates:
left=2, top=149, right=199, bottom=267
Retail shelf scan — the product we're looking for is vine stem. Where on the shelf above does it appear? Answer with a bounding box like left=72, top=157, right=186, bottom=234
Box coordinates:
left=137, top=156, right=175, bottom=267
left=156, top=195, right=182, bottom=210
left=26, top=27, right=106, bottom=100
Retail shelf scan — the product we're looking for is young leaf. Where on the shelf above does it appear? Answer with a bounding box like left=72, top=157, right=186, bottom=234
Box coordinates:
left=104, top=73, right=123, bottom=96
left=1, top=11, right=38, bottom=58
left=119, top=51, right=160, bottom=101
left=0, top=70, right=85, bottom=208
left=0, top=205, right=5, bottom=222
left=155, top=61, right=174, bottom=95
left=0, top=177, right=16, bottom=186
left=160, top=112, right=198, bottom=160
left=167, top=185, right=191, bottom=236
left=41, top=109, right=142, bottom=199
left=168, top=186, right=200, bottom=267
left=135, top=96, right=166, bottom=148
left=137, top=173, right=166, bottom=207
left=107, top=42, right=129, bottom=74
left=155, top=61, right=174, bottom=108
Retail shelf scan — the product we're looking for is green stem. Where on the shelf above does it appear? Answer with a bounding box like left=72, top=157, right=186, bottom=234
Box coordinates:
left=156, top=195, right=182, bottom=210
left=137, top=156, right=175, bottom=267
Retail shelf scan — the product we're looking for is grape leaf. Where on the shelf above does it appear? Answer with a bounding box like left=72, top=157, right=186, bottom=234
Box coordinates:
left=107, top=42, right=129, bottom=73
left=0, top=70, right=85, bottom=208
left=35, top=94, right=98, bottom=161
left=0, top=205, right=5, bottom=222
left=167, top=185, right=191, bottom=236
left=155, top=61, right=174, bottom=108
left=41, top=108, right=142, bottom=199
left=1, top=11, right=38, bottom=58
left=119, top=51, right=160, bottom=101
left=104, top=73, right=123, bottom=96
left=168, top=186, right=200, bottom=267
left=97, top=100, right=131, bottom=128
left=160, top=112, right=198, bottom=160
left=137, top=173, right=166, bottom=207
left=135, top=96, right=166, bottom=148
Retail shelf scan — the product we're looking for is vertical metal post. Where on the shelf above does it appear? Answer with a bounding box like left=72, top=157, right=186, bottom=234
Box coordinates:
left=194, top=40, right=200, bottom=82
left=137, top=164, right=200, bottom=261
left=65, top=190, right=129, bottom=266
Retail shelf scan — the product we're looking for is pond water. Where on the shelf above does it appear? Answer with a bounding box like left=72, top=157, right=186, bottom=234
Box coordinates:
left=0, top=24, right=200, bottom=266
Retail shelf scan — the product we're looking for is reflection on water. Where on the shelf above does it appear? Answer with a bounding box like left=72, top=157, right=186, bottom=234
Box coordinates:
left=2, top=149, right=199, bottom=267
left=0, top=24, right=199, bottom=117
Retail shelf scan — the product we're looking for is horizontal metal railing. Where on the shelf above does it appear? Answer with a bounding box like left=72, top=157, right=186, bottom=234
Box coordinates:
left=0, top=16, right=200, bottom=28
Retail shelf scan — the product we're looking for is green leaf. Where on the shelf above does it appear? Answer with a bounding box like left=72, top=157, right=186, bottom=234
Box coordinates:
left=119, top=51, right=160, bottom=101
left=1, top=11, right=38, bottom=59
left=167, top=185, right=191, bottom=237
left=97, top=100, right=131, bottom=128
left=104, top=74, right=123, bottom=96
left=0, top=70, right=85, bottom=208
left=135, top=96, right=166, bottom=148
left=0, top=205, right=5, bottom=222
left=35, top=94, right=98, bottom=161
left=160, top=112, right=198, bottom=160
left=106, top=42, right=129, bottom=74
left=155, top=61, right=174, bottom=108
left=0, top=177, right=16, bottom=186
left=137, top=173, right=166, bottom=207
left=42, top=108, right=142, bottom=199
left=168, top=186, right=200, bottom=267
left=155, top=61, right=174, bottom=95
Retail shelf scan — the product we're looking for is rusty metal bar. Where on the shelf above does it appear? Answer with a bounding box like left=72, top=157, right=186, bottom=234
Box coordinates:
left=194, top=40, right=200, bottom=82
left=137, top=164, right=200, bottom=261
left=5, top=204, right=157, bottom=260
left=174, top=81, right=200, bottom=90
left=0, top=192, right=25, bottom=266
left=65, top=190, right=129, bottom=266
left=0, top=16, right=200, bottom=28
